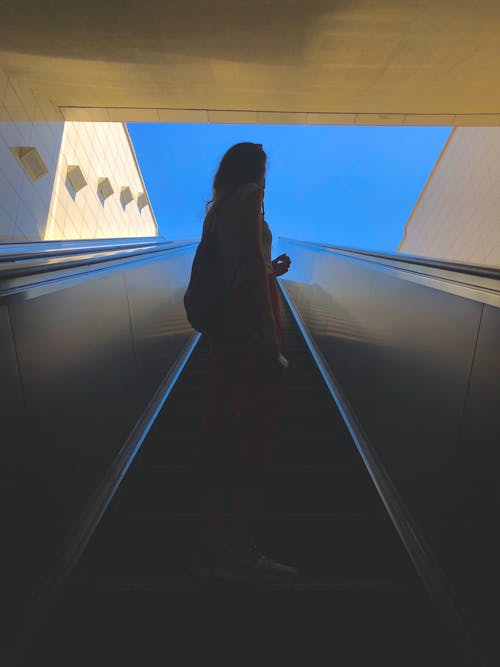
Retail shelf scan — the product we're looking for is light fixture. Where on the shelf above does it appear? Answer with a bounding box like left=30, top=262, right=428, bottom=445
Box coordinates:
left=10, top=146, right=48, bottom=181
left=66, top=165, right=87, bottom=192
left=98, top=177, right=113, bottom=200
left=137, top=192, right=149, bottom=210
left=120, top=186, right=133, bottom=207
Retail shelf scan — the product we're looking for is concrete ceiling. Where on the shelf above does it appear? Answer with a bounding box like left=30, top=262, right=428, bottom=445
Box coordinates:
left=1, top=0, right=500, bottom=124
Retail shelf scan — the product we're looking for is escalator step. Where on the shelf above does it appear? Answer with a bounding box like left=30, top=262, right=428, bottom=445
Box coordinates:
left=179, top=364, right=326, bottom=385
left=156, top=403, right=348, bottom=433
left=136, top=428, right=361, bottom=467
left=117, top=464, right=376, bottom=515
left=81, top=512, right=417, bottom=583
left=33, top=581, right=452, bottom=667
left=170, top=381, right=334, bottom=407
left=181, top=351, right=321, bottom=373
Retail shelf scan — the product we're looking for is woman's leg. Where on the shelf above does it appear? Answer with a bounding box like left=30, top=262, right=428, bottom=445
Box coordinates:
left=195, top=342, right=235, bottom=551
left=229, top=274, right=285, bottom=549
left=229, top=361, right=284, bottom=549
left=229, top=423, right=274, bottom=549
left=196, top=418, right=233, bottom=551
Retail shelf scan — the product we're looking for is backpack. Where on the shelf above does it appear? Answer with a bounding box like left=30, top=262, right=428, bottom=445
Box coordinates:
left=183, top=195, right=242, bottom=339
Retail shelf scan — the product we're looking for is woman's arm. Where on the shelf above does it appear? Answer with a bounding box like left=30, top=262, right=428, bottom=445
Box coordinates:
left=240, top=188, right=279, bottom=353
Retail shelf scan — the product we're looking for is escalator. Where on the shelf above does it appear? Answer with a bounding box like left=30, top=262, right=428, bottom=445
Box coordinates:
left=25, top=286, right=456, bottom=666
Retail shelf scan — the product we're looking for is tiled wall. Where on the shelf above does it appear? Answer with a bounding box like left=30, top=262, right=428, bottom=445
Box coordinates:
left=0, top=67, right=64, bottom=240
left=0, top=67, right=157, bottom=242
left=399, top=127, right=500, bottom=268
left=45, top=121, right=157, bottom=240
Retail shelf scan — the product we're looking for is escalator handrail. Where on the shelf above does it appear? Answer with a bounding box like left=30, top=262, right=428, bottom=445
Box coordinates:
left=278, top=237, right=500, bottom=282
left=0, top=238, right=199, bottom=281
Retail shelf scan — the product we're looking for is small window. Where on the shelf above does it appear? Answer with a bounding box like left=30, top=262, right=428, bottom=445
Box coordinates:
left=98, top=177, right=113, bottom=200
left=120, top=186, right=133, bottom=207
left=10, top=146, right=48, bottom=181
left=137, top=192, right=148, bottom=211
left=66, top=165, right=87, bottom=193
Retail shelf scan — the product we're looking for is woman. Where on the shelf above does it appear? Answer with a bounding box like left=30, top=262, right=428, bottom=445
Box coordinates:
left=190, top=142, right=298, bottom=582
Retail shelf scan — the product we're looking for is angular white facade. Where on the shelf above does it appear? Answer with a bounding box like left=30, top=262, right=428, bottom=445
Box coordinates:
left=0, top=70, right=157, bottom=241
left=44, top=121, right=157, bottom=241
left=399, top=127, right=500, bottom=268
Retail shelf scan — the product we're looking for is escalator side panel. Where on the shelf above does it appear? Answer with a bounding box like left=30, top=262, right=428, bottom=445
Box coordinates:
left=277, top=238, right=500, bottom=665
left=0, top=246, right=196, bottom=645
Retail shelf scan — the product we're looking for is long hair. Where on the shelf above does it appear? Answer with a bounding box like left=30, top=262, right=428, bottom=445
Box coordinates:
left=206, top=142, right=267, bottom=213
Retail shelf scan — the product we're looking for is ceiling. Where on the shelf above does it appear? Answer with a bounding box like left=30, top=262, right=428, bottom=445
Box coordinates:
left=1, top=0, right=500, bottom=124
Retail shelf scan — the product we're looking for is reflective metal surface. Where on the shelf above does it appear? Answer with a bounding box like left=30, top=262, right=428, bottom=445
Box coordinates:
left=124, top=251, right=196, bottom=404
left=453, top=304, right=500, bottom=655
left=0, top=237, right=197, bottom=281
left=0, top=240, right=196, bottom=613
left=277, top=237, right=500, bottom=664
left=282, top=238, right=500, bottom=279
left=280, top=239, right=500, bottom=308
left=0, top=305, right=23, bottom=424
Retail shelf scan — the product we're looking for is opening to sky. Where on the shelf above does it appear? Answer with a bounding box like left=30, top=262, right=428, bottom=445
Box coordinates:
left=128, top=124, right=452, bottom=254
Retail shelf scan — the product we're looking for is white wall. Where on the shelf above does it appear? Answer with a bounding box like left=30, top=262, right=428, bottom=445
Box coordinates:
left=45, top=121, right=157, bottom=240
left=399, top=127, right=500, bottom=268
left=0, top=67, right=64, bottom=240
left=0, top=67, right=157, bottom=242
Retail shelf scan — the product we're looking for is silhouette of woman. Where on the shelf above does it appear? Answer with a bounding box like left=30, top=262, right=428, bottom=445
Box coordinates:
left=190, top=142, right=298, bottom=581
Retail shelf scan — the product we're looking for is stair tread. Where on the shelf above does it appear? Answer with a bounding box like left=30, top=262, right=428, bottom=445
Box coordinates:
left=143, top=463, right=358, bottom=471
left=123, top=510, right=374, bottom=518
left=78, top=576, right=419, bottom=592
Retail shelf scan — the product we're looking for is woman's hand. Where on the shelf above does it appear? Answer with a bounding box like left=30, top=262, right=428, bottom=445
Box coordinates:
left=272, top=253, right=292, bottom=277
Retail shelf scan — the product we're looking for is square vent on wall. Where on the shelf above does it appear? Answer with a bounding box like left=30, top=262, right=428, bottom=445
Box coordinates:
left=120, top=186, right=133, bottom=207
left=137, top=192, right=149, bottom=210
left=10, top=146, right=48, bottom=181
left=98, top=177, right=113, bottom=200
left=66, top=165, right=87, bottom=192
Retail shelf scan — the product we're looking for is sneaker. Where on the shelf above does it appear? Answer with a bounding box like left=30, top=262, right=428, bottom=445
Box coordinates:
left=213, top=543, right=299, bottom=583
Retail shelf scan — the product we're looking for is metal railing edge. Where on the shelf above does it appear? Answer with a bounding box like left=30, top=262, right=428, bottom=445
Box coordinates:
left=0, top=242, right=199, bottom=302
left=278, top=237, right=500, bottom=282
left=0, top=239, right=199, bottom=279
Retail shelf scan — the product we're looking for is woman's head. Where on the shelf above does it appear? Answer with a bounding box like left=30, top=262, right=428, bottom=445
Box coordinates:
left=208, top=142, right=266, bottom=209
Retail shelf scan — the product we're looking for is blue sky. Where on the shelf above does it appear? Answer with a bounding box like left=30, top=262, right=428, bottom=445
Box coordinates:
left=128, top=123, right=451, bottom=254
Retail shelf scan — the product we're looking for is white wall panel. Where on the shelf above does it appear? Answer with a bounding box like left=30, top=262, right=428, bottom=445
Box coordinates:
left=0, top=68, right=157, bottom=242
left=400, top=128, right=500, bottom=268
